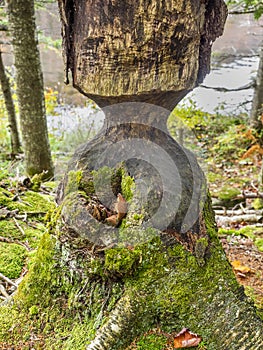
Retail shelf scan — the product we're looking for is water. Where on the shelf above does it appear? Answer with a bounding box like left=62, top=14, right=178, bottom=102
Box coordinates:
left=188, top=56, right=259, bottom=114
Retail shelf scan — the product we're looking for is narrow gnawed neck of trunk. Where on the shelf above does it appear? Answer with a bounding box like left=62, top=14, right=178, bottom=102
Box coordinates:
left=102, top=102, right=170, bottom=135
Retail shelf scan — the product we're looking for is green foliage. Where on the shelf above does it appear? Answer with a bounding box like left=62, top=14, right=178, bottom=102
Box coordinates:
left=168, top=98, right=251, bottom=165
left=38, top=33, right=62, bottom=51
left=44, top=87, right=59, bottom=115
left=121, top=172, right=135, bottom=202
left=168, top=99, right=210, bottom=150
left=227, top=0, right=263, bottom=19
left=210, top=124, right=251, bottom=163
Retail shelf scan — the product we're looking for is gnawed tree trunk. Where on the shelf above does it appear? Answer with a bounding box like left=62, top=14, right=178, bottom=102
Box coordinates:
left=0, top=49, right=21, bottom=156
left=7, top=0, right=54, bottom=179
left=19, top=0, right=263, bottom=348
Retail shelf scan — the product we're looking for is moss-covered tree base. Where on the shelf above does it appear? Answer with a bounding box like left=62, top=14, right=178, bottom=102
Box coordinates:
left=0, top=197, right=262, bottom=349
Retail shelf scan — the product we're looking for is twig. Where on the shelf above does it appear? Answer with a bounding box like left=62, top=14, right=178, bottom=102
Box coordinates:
left=0, top=284, right=9, bottom=298
left=13, top=217, right=26, bottom=236
left=239, top=191, right=263, bottom=199
left=251, top=181, right=259, bottom=193
left=0, top=235, right=31, bottom=251
left=0, top=272, right=17, bottom=288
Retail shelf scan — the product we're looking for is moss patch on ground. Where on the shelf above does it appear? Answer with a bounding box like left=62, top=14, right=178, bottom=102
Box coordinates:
left=219, top=225, right=263, bottom=252
left=0, top=242, right=26, bottom=279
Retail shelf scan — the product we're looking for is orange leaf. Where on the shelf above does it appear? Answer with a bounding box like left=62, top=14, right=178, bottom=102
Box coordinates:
left=231, top=260, right=251, bottom=274
left=173, top=328, right=201, bottom=348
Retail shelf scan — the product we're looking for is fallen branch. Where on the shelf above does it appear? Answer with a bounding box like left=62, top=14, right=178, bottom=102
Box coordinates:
left=0, top=272, right=17, bottom=288
left=200, top=82, right=255, bottom=92
left=0, top=235, right=31, bottom=251
left=214, top=209, right=263, bottom=216
left=216, top=214, right=263, bottom=227
left=13, top=217, right=26, bottom=236
left=0, top=284, right=9, bottom=298
left=238, top=191, right=263, bottom=199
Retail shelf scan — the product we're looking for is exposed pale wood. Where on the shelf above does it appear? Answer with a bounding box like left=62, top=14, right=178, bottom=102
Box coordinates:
left=58, top=0, right=227, bottom=109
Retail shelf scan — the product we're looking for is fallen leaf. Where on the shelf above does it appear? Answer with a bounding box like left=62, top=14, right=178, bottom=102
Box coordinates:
left=231, top=260, right=252, bottom=274
left=173, top=328, right=201, bottom=348
left=105, top=214, right=118, bottom=226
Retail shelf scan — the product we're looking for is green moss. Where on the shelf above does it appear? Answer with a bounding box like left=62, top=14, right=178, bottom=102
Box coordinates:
left=0, top=242, right=26, bottom=279
left=0, top=188, right=253, bottom=349
left=104, top=247, right=142, bottom=277
left=253, top=198, right=263, bottom=210
left=121, top=172, right=135, bottom=201
left=206, top=172, right=222, bottom=183
left=217, top=186, right=240, bottom=201
left=16, top=232, right=57, bottom=307
left=133, top=213, right=144, bottom=221
left=0, top=306, right=20, bottom=342
left=0, top=219, right=20, bottom=238
left=0, top=218, right=45, bottom=248
left=0, top=187, right=55, bottom=214
left=31, top=173, right=44, bottom=191
left=29, top=305, right=39, bottom=316
left=218, top=226, right=263, bottom=252
left=136, top=333, right=167, bottom=349
left=195, top=237, right=209, bottom=266
left=255, top=238, right=263, bottom=252
left=64, top=170, right=83, bottom=196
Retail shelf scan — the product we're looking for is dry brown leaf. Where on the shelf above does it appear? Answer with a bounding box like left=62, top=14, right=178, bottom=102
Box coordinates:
left=173, top=328, right=201, bottom=348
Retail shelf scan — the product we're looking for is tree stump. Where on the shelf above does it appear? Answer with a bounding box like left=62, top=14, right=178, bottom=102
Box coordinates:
left=42, top=0, right=263, bottom=348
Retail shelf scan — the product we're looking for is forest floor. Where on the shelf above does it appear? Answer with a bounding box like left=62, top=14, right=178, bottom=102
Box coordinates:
left=0, top=152, right=262, bottom=350
left=207, top=158, right=263, bottom=313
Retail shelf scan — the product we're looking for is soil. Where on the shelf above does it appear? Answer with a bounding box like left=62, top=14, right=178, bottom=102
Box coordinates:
left=220, top=233, right=263, bottom=311
left=209, top=160, right=263, bottom=312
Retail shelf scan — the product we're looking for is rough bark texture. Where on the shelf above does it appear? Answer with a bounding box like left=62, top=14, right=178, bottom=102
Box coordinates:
left=0, top=50, right=21, bottom=155
left=58, top=0, right=227, bottom=110
left=52, top=1, right=263, bottom=349
left=7, top=0, right=54, bottom=178
left=250, top=44, right=263, bottom=130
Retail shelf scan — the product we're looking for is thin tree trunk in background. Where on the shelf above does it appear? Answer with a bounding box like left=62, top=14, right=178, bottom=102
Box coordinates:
left=7, top=0, right=54, bottom=179
left=250, top=44, right=263, bottom=130
left=0, top=49, right=21, bottom=156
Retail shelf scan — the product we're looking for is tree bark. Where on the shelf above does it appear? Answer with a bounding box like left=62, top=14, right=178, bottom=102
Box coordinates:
left=38, top=0, right=263, bottom=348
left=7, top=0, right=54, bottom=179
left=58, top=0, right=227, bottom=110
left=250, top=44, right=263, bottom=130
left=0, top=49, right=21, bottom=156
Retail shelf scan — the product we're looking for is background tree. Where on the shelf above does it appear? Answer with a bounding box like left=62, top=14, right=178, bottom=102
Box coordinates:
left=0, top=48, right=21, bottom=156
left=6, top=0, right=54, bottom=179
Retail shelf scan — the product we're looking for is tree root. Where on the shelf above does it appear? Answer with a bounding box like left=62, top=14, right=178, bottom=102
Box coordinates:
left=86, top=293, right=147, bottom=350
